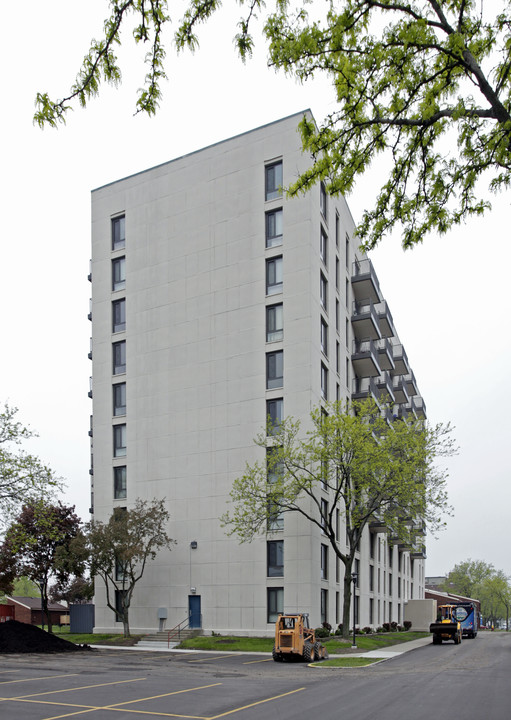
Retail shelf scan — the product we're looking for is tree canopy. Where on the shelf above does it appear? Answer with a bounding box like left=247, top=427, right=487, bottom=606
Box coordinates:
left=0, top=500, right=83, bottom=631
left=34, top=1, right=511, bottom=248
left=443, top=558, right=511, bottom=627
left=0, top=403, right=63, bottom=528
left=86, top=499, right=174, bottom=637
left=222, top=398, right=454, bottom=636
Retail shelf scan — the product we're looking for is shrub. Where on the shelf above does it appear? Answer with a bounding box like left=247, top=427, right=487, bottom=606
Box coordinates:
left=382, top=622, right=391, bottom=632
left=362, top=626, right=372, bottom=634
left=315, top=627, right=331, bottom=638
left=397, top=624, right=403, bottom=631
left=322, top=622, right=332, bottom=632
left=335, top=623, right=343, bottom=635
left=404, top=621, right=412, bottom=631
left=376, top=626, right=383, bottom=633
left=390, top=621, right=398, bottom=631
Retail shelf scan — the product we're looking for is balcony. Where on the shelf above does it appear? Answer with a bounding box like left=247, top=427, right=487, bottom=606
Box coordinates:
left=412, top=395, right=427, bottom=418
left=352, top=339, right=381, bottom=378
left=391, top=342, right=410, bottom=375
left=351, top=299, right=381, bottom=340
left=376, top=371, right=395, bottom=403
left=376, top=300, right=395, bottom=338
left=393, top=404, right=409, bottom=422
left=88, top=298, right=92, bottom=321
left=369, top=517, right=387, bottom=533
left=410, top=546, right=427, bottom=560
left=88, top=376, right=93, bottom=399
left=352, top=376, right=379, bottom=401
left=392, top=376, right=410, bottom=404
left=88, top=337, right=93, bottom=360
left=375, top=337, right=395, bottom=372
left=88, top=415, right=93, bottom=438
left=351, top=258, right=381, bottom=303
left=404, top=371, right=418, bottom=396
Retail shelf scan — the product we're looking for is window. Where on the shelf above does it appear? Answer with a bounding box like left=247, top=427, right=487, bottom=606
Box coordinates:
left=266, top=398, right=283, bottom=435
left=321, top=544, right=328, bottom=580
left=266, top=209, right=283, bottom=247
left=113, top=424, right=126, bottom=457
left=345, top=232, right=350, bottom=268
left=266, top=304, right=283, bottom=342
left=355, top=558, right=360, bottom=587
left=321, top=363, right=328, bottom=400
left=115, top=557, right=126, bottom=582
left=267, top=540, right=284, bottom=577
left=336, top=341, right=340, bottom=374
left=115, top=589, right=127, bottom=622
left=320, top=182, right=327, bottom=218
left=265, top=161, right=283, bottom=201
left=320, top=498, right=328, bottom=534
left=370, top=533, right=375, bottom=559
left=335, top=257, right=339, bottom=291
left=320, top=317, right=328, bottom=356
left=266, top=256, right=283, bottom=295
left=320, top=227, right=328, bottom=266
left=321, top=588, right=328, bottom=624
left=320, top=273, right=327, bottom=311
left=266, top=350, right=283, bottom=389
left=112, top=256, right=126, bottom=291
left=267, top=587, right=284, bottom=622
left=267, top=448, right=284, bottom=531
left=114, top=466, right=127, bottom=499
left=369, top=565, right=374, bottom=591
left=369, top=598, right=374, bottom=624
left=267, top=447, right=283, bottom=485
left=113, top=341, right=126, bottom=374
left=112, top=216, right=125, bottom=251
left=113, top=299, right=126, bottom=333
left=113, top=383, right=126, bottom=416
left=335, top=212, right=340, bottom=248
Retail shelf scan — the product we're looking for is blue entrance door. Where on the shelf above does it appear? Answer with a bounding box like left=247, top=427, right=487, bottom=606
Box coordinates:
left=189, top=595, right=201, bottom=629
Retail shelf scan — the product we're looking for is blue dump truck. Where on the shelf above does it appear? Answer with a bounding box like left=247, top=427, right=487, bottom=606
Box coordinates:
left=452, top=602, right=478, bottom=638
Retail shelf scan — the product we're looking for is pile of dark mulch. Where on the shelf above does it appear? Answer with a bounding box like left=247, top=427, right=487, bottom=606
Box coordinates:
left=0, top=620, right=91, bottom=654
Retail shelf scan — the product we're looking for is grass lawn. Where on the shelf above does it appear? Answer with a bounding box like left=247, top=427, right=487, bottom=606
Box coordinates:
left=177, top=631, right=429, bottom=653
left=51, top=630, right=143, bottom=646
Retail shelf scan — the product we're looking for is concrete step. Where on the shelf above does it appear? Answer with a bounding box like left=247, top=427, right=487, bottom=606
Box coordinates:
left=136, top=628, right=202, bottom=648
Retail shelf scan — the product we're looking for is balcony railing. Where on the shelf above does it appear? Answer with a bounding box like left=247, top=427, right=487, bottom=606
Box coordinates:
left=352, top=376, right=379, bottom=400
left=351, top=338, right=381, bottom=377
left=392, top=375, right=410, bottom=404
left=351, top=258, right=381, bottom=303
left=351, top=299, right=381, bottom=340
left=376, top=299, right=395, bottom=338
left=412, top=395, right=427, bottom=418
left=374, top=337, right=395, bottom=372
left=376, top=371, right=395, bottom=403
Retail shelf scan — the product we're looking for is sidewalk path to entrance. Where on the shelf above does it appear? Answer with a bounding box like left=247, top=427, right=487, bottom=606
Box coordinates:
left=91, top=635, right=432, bottom=657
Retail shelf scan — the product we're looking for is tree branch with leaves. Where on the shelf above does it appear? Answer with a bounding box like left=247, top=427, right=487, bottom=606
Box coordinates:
left=34, top=0, right=511, bottom=249
left=0, top=403, right=63, bottom=529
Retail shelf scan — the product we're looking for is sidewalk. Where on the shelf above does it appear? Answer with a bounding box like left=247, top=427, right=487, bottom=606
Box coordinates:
left=91, top=635, right=432, bottom=657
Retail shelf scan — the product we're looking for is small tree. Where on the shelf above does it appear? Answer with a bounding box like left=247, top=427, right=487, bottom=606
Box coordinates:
left=222, top=398, right=454, bottom=638
left=0, top=500, right=83, bottom=631
left=86, top=499, right=174, bottom=637
left=0, top=403, right=63, bottom=527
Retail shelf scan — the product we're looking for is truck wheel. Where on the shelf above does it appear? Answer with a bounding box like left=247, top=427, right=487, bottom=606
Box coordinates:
left=433, top=634, right=441, bottom=644
left=303, top=642, right=314, bottom=662
left=272, top=646, right=283, bottom=662
left=314, top=642, right=324, bottom=660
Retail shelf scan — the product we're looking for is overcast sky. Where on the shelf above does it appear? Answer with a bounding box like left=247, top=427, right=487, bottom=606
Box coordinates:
left=2, top=1, right=510, bottom=579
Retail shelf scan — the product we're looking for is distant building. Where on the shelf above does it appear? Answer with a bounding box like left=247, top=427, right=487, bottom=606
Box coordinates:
left=88, top=111, right=427, bottom=635
left=5, top=597, right=68, bottom=626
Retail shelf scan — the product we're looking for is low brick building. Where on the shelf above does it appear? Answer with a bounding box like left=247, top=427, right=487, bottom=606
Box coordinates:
left=5, top=597, right=69, bottom=626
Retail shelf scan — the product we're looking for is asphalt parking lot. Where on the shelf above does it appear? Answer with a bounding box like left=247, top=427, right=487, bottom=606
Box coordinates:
left=0, top=648, right=322, bottom=720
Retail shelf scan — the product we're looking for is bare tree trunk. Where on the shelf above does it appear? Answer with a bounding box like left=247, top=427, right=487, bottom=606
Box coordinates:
left=342, top=560, right=353, bottom=640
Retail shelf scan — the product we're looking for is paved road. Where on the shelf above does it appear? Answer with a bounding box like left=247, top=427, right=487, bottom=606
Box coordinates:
left=0, top=632, right=509, bottom=719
